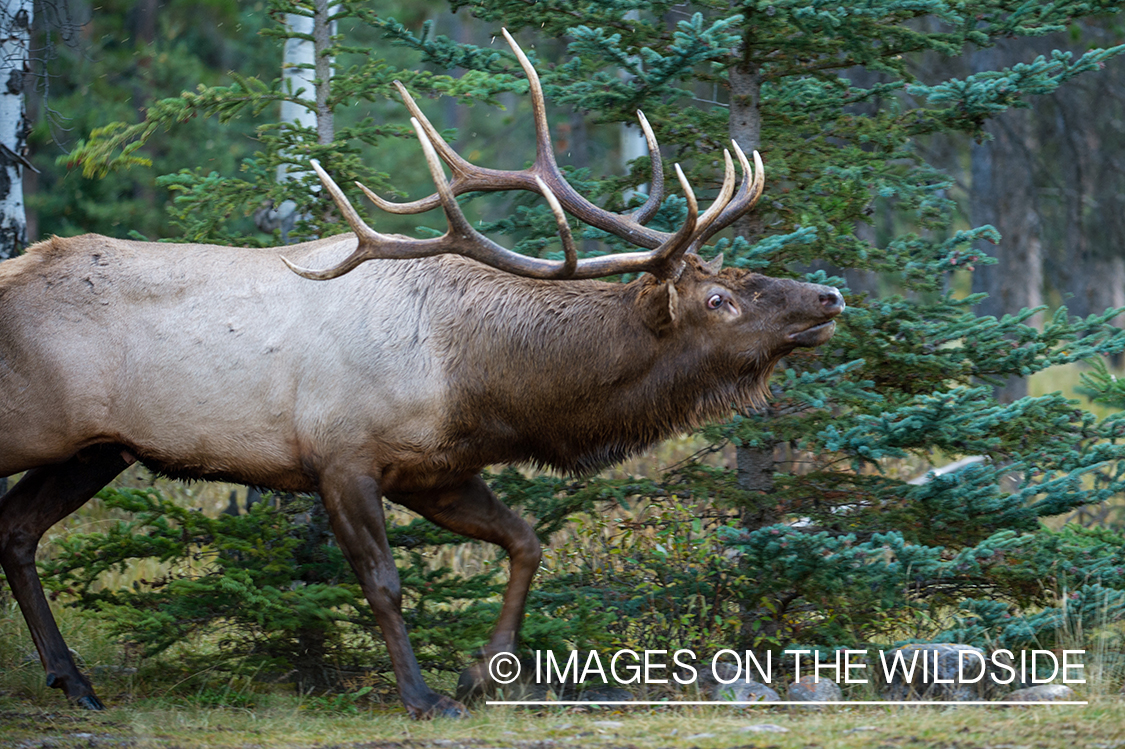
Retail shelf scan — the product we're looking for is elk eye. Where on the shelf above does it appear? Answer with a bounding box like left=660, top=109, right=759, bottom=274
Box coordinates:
left=706, top=293, right=725, bottom=310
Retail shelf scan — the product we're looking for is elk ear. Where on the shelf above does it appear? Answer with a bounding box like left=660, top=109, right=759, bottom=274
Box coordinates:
left=702, top=253, right=724, bottom=275
left=639, top=280, right=680, bottom=336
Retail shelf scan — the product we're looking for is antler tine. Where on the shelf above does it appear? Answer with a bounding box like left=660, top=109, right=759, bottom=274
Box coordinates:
left=646, top=163, right=699, bottom=271
left=502, top=29, right=671, bottom=245
left=534, top=175, right=578, bottom=276
left=309, top=159, right=375, bottom=242
left=394, top=81, right=468, bottom=179
left=414, top=117, right=484, bottom=240
left=282, top=159, right=384, bottom=280
left=751, top=148, right=765, bottom=201
left=352, top=81, right=469, bottom=216
left=412, top=117, right=581, bottom=279
left=688, top=144, right=766, bottom=252
left=628, top=110, right=666, bottom=226
left=542, top=162, right=700, bottom=279
left=693, top=149, right=737, bottom=240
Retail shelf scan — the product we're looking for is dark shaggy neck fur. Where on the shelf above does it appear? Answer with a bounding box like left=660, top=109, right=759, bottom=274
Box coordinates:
left=431, top=257, right=781, bottom=475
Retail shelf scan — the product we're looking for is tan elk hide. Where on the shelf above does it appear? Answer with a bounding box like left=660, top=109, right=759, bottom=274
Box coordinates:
left=0, top=30, right=843, bottom=718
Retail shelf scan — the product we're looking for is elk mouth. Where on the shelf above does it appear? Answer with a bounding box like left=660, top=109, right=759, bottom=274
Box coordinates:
left=786, top=319, right=837, bottom=347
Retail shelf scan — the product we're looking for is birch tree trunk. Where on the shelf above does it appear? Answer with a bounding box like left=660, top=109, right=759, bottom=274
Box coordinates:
left=258, top=3, right=338, bottom=685
left=0, top=0, right=32, bottom=259
left=257, top=1, right=335, bottom=243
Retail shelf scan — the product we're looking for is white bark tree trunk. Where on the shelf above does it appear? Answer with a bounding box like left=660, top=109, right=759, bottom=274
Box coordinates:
left=0, top=0, right=32, bottom=259
left=258, top=1, right=335, bottom=242
left=278, top=12, right=317, bottom=167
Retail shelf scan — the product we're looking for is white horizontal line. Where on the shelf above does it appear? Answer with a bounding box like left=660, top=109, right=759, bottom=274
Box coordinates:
left=485, top=700, right=1087, bottom=706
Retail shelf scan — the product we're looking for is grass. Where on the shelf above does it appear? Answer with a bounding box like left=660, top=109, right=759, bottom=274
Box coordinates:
left=2, top=604, right=1124, bottom=748
left=1, top=695, right=1124, bottom=748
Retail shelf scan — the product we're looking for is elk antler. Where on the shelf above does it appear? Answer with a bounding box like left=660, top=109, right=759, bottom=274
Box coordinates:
left=285, top=29, right=765, bottom=281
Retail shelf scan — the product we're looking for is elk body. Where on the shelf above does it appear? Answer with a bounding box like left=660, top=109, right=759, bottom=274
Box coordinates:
left=0, top=32, right=843, bottom=718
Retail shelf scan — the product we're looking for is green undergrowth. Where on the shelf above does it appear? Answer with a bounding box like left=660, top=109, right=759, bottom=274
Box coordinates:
left=3, top=602, right=1125, bottom=745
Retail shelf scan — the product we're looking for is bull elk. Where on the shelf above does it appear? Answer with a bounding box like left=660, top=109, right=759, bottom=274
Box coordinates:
left=0, top=31, right=843, bottom=718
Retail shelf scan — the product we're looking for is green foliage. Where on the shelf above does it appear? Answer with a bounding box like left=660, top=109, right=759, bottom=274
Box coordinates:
left=1079, top=358, right=1125, bottom=410
left=40, top=487, right=504, bottom=683
left=527, top=496, right=746, bottom=655
left=55, top=0, right=520, bottom=246
left=407, top=0, right=1125, bottom=658
left=43, top=488, right=367, bottom=671
left=30, top=0, right=273, bottom=240
left=725, top=523, right=1125, bottom=651
left=38, top=0, right=1125, bottom=689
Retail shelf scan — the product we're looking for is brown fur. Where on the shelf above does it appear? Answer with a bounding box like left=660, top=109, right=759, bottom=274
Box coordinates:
left=0, top=233, right=842, bottom=717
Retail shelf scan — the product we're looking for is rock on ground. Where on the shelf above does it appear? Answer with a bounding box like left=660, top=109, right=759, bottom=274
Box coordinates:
left=787, top=675, right=842, bottom=701
left=1005, top=684, right=1075, bottom=702
left=881, top=643, right=1008, bottom=701
left=713, top=679, right=780, bottom=703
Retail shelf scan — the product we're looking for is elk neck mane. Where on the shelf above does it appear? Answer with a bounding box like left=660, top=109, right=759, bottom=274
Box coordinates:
left=427, top=255, right=780, bottom=476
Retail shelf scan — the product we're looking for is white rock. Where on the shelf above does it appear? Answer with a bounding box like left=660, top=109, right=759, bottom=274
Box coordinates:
left=742, top=723, right=789, bottom=733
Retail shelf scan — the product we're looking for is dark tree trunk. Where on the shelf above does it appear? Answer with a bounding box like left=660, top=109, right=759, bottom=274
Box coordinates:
left=729, top=53, right=779, bottom=528
left=971, top=27, right=1125, bottom=394
left=728, top=41, right=783, bottom=529
left=970, top=43, right=1044, bottom=403
left=1038, top=28, right=1125, bottom=326
left=729, top=37, right=787, bottom=650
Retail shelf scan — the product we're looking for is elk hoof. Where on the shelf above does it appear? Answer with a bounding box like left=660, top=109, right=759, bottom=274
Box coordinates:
left=408, top=693, right=470, bottom=720
left=46, top=672, right=105, bottom=710
left=74, top=694, right=106, bottom=711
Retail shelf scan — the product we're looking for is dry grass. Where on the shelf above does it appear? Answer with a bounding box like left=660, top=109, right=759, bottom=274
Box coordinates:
left=3, top=601, right=1124, bottom=748
left=1, top=696, right=1123, bottom=748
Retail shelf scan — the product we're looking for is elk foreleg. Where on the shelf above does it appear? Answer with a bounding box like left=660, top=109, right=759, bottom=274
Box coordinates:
left=393, top=475, right=541, bottom=701
left=0, top=445, right=134, bottom=709
left=319, top=472, right=468, bottom=718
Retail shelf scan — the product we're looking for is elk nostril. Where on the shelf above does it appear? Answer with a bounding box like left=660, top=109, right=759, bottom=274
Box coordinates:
left=819, top=290, right=842, bottom=308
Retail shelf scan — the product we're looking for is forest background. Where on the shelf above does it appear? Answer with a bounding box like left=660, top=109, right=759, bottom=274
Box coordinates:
left=2, top=0, right=1125, bottom=710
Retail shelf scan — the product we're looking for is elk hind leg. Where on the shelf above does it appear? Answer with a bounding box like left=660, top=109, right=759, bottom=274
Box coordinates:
left=393, top=475, right=542, bottom=701
left=319, top=472, right=468, bottom=719
left=0, top=445, right=134, bottom=709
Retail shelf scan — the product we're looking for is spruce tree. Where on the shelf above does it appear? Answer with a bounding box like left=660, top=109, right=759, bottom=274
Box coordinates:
left=46, top=0, right=1125, bottom=685
left=381, top=1, right=1125, bottom=657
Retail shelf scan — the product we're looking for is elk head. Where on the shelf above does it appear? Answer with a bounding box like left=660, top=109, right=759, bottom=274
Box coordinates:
left=285, top=28, right=843, bottom=401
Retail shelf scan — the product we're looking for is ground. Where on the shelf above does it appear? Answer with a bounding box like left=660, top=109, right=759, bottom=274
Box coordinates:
left=1, top=699, right=1124, bottom=749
